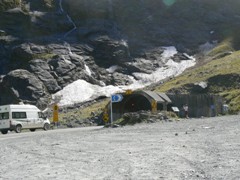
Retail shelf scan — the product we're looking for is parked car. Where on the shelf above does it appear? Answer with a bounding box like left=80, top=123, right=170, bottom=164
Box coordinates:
left=0, top=104, right=50, bottom=134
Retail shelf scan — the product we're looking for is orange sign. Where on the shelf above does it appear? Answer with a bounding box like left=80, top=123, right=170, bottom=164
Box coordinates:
left=151, top=100, right=157, bottom=113
left=125, top=89, right=133, bottom=95
left=103, top=108, right=109, bottom=123
left=103, top=113, right=109, bottom=123
left=53, top=104, right=59, bottom=122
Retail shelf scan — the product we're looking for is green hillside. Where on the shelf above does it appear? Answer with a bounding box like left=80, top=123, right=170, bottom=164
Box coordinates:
left=155, top=40, right=240, bottom=113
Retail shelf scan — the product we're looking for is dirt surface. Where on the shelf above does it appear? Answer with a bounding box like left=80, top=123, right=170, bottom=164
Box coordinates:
left=0, top=115, right=240, bottom=180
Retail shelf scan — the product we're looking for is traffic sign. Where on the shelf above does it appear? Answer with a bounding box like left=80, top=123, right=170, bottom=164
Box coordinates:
left=111, top=94, right=123, bottom=103
left=151, top=100, right=157, bottom=113
left=53, top=104, right=59, bottom=122
left=103, top=113, right=109, bottom=123
left=125, top=89, right=133, bottom=95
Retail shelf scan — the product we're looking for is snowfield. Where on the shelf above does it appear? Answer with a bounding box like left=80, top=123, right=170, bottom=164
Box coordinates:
left=1, top=115, right=239, bottom=180
left=53, top=46, right=196, bottom=106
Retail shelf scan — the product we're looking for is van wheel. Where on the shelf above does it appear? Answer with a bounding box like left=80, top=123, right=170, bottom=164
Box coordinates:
left=1, top=130, right=8, bottom=134
left=43, top=123, right=50, bottom=131
left=30, top=129, right=36, bottom=132
left=15, top=125, right=22, bottom=133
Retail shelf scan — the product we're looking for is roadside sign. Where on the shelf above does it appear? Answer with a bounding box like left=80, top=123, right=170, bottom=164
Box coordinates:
left=151, top=100, right=157, bottom=113
left=125, top=89, right=133, bottom=95
left=102, top=108, right=109, bottom=123
left=111, top=94, right=123, bottom=103
left=172, top=107, right=179, bottom=112
left=103, top=113, right=109, bottom=123
left=110, top=94, right=123, bottom=125
left=53, top=104, right=59, bottom=122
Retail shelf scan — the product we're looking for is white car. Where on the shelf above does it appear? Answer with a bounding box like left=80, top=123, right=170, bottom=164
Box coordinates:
left=0, top=104, right=50, bottom=134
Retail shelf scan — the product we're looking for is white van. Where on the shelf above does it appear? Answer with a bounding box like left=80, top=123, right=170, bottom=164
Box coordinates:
left=0, top=104, right=50, bottom=134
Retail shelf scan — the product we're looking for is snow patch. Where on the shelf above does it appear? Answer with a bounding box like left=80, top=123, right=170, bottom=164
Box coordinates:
left=85, top=64, right=92, bottom=76
left=161, top=46, right=177, bottom=61
left=195, top=81, right=208, bottom=89
left=133, top=59, right=195, bottom=84
left=53, top=46, right=196, bottom=106
left=106, top=65, right=119, bottom=73
left=53, top=80, right=123, bottom=106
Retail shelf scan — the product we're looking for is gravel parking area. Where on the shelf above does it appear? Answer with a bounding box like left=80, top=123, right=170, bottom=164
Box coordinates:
left=0, top=115, right=240, bottom=180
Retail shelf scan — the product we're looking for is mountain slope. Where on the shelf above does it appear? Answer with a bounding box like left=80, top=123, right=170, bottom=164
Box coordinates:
left=155, top=39, right=240, bottom=113
left=0, top=0, right=240, bottom=111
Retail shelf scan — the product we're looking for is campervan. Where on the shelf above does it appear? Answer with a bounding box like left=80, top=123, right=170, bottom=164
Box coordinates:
left=0, top=104, right=50, bottom=134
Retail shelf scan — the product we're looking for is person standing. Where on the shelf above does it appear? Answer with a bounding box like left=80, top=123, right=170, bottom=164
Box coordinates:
left=183, top=104, right=189, bottom=118
left=210, top=104, right=215, bottom=117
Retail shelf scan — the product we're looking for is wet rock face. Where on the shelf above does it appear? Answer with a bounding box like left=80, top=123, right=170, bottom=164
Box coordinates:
left=0, top=1, right=70, bottom=38
left=90, top=35, right=130, bottom=67
left=0, top=40, right=134, bottom=107
left=12, top=43, right=47, bottom=63
left=1, top=69, right=50, bottom=108
left=0, top=8, right=31, bottom=38
left=28, top=59, right=61, bottom=93
left=29, top=11, right=74, bottom=36
left=0, top=38, right=134, bottom=107
left=1, top=0, right=240, bottom=108
left=0, top=0, right=21, bottom=12
left=77, top=19, right=130, bottom=66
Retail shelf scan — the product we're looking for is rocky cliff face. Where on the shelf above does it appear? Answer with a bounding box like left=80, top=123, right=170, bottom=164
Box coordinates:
left=0, top=0, right=240, bottom=108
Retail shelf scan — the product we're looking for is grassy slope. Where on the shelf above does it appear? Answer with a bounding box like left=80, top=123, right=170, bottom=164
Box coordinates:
left=49, top=99, right=109, bottom=124
left=155, top=39, right=240, bottom=113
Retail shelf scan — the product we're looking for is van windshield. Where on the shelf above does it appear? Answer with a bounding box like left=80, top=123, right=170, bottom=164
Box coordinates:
left=0, top=112, right=9, bottom=120
left=38, top=112, right=46, bottom=119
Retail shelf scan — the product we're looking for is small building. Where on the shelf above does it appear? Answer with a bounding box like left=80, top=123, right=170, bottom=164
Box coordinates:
left=104, top=91, right=225, bottom=123
left=109, top=90, right=172, bottom=121
left=167, top=93, right=224, bottom=118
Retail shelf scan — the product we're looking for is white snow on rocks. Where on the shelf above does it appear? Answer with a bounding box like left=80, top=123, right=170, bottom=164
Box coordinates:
left=84, top=64, right=92, bottom=76
left=53, top=80, right=123, bottom=106
left=106, top=65, right=119, bottom=73
left=53, top=46, right=196, bottom=106
left=161, top=46, right=178, bottom=61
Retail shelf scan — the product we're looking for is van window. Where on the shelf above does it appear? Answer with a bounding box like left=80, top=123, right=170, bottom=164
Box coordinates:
left=12, top=112, right=27, bottom=119
left=38, top=112, right=46, bottom=119
left=38, top=112, right=43, bottom=118
left=0, top=112, right=9, bottom=120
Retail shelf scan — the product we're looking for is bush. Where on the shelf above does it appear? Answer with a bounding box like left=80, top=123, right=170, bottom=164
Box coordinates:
left=0, top=0, right=21, bottom=12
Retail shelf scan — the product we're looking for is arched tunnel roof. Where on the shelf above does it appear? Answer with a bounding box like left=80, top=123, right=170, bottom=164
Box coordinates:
left=107, top=90, right=172, bottom=121
left=140, top=91, right=172, bottom=103
left=156, top=92, right=172, bottom=103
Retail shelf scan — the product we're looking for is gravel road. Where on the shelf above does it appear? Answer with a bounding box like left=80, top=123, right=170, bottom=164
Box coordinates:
left=0, top=115, right=240, bottom=180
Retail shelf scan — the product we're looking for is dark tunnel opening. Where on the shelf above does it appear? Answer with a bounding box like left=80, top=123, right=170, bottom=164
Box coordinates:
left=123, top=95, right=151, bottom=112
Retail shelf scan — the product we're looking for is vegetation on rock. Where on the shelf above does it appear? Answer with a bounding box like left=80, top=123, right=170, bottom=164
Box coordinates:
left=0, top=0, right=21, bottom=12
left=155, top=39, right=240, bottom=113
left=49, top=99, right=109, bottom=126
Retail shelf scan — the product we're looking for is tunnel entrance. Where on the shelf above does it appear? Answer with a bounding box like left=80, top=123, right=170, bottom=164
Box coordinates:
left=103, top=91, right=226, bottom=123
left=123, top=95, right=151, bottom=113
left=109, top=91, right=172, bottom=121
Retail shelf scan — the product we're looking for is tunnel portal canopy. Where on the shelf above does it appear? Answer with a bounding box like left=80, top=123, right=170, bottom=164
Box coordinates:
left=110, top=90, right=172, bottom=121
